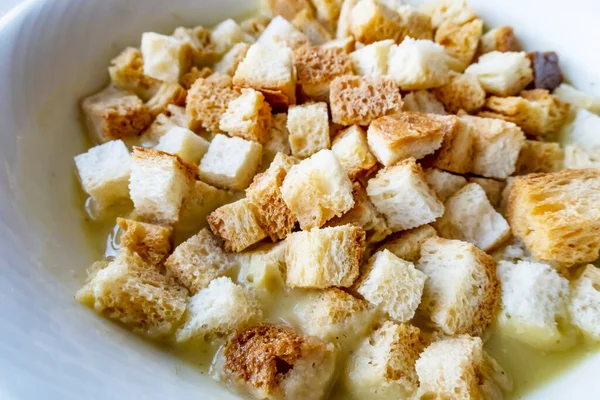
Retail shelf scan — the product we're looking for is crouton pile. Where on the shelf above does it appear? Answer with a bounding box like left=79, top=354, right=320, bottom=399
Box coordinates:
left=74, top=0, right=600, bottom=399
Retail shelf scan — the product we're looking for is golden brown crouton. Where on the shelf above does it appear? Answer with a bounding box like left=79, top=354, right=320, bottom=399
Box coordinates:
left=435, top=19, right=483, bottom=72
left=108, top=47, right=160, bottom=101
left=422, top=0, right=476, bottom=29
left=219, top=88, right=272, bottom=143
left=208, top=199, right=267, bottom=252
left=349, top=0, right=407, bottom=44
left=396, top=5, right=434, bottom=40
left=331, top=125, right=378, bottom=180
left=432, top=73, right=486, bottom=114
left=514, top=140, right=564, bottom=175
left=264, top=0, right=314, bottom=21
left=145, top=82, right=187, bottom=118
left=117, top=218, right=172, bottom=265
left=429, top=115, right=474, bottom=174
left=479, top=25, right=521, bottom=54
left=312, top=0, right=344, bottom=32
left=180, top=66, right=212, bottom=90
left=172, top=25, right=216, bottom=66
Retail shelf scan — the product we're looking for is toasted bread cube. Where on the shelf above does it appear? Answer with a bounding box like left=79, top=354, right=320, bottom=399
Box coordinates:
left=117, top=218, right=172, bottom=265
left=281, top=150, right=354, bottom=229
left=198, top=134, right=262, bottom=191
left=129, top=147, right=196, bottom=224
left=460, top=115, right=525, bottom=179
left=336, top=0, right=359, bottom=39
left=331, top=125, right=377, bottom=179
left=108, top=47, right=160, bottom=101
left=432, top=73, right=485, bottom=114
left=155, top=126, right=209, bottom=164
left=436, top=18, right=482, bottom=72
left=569, top=265, right=600, bottom=342
left=180, top=66, right=212, bottom=90
left=241, top=14, right=272, bottom=38
left=564, top=145, right=600, bottom=170
left=367, top=158, right=444, bottom=231
left=465, top=51, right=533, bottom=96
left=480, top=26, right=521, bottom=54
left=210, top=19, right=255, bottom=56
left=466, top=177, right=504, bottom=208
left=286, top=225, right=365, bottom=288
left=321, top=36, right=356, bottom=53
left=554, top=83, right=600, bottom=115
left=387, top=38, right=449, bottom=90
left=141, top=32, right=191, bottom=82
left=295, top=46, right=354, bottom=102
left=422, top=0, right=476, bottom=29
left=367, top=113, right=445, bottom=166
left=428, top=115, right=474, bottom=174
left=309, top=0, right=343, bottom=32
left=497, top=260, right=573, bottom=350
left=176, top=180, right=232, bottom=234
left=345, top=322, right=426, bottom=399
left=234, top=42, right=297, bottom=109
left=263, top=114, right=292, bottom=165
left=349, top=39, right=393, bottom=77
left=349, top=0, right=406, bottom=44
left=377, top=225, right=438, bottom=262
left=214, top=42, right=250, bottom=76
left=291, top=9, right=332, bottom=45
left=186, top=73, right=241, bottom=133
left=146, top=82, right=187, bottom=119
left=508, top=169, right=600, bottom=264
left=214, top=324, right=336, bottom=400
left=437, top=183, right=510, bottom=251
left=74, top=140, right=131, bottom=208
left=287, top=102, right=331, bottom=159
left=207, top=198, right=267, bottom=252
left=257, top=15, right=310, bottom=49
left=425, top=168, right=468, bottom=202
left=418, top=237, right=499, bottom=335
left=220, top=88, right=272, bottom=144
left=237, top=241, right=286, bottom=292
left=263, top=0, right=312, bottom=21
left=172, top=25, right=216, bottom=66
left=82, top=87, right=152, bottom=143
left=514, top=140, right=564, bottom=175
left=402, top=90, right=447, bottom=115
left=395, top=4, right=435, bottom=40
left=563, top=108, right=600, bottom=146
left=76, top=249, right=187, bottom=338
left=357, top=250, right=427, bottom=322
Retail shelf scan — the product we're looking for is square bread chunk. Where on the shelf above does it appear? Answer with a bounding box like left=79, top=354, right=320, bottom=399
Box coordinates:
left=176, top=277, right=261, bottom=342
left=422, top=0, right=476, bottom=29
left=155, top=126, right=209, bottom=164
left=554, top=83, right=600, bottom=115
left=507, top=168, right=600, bottom=265
left=219, top=88, right=272, bottom=143
left=367, top=158, right=444, bottom=232
left=172, top=25, right=216, bottom=67
left=257, top=15, right=310, bottom=49
left=497, top=260, right=573, bottom=350
left=345, top=322, right=426, bottom=399
left=564, top=108, right=600, bottom=146
left=198, top=134, right=262, bottom=191
left=74, top=140, right=131, bottom=208
left=145, top=82, right=187, bottom=118
left=424, top=168, right=468, bottom=202
left=176, top=180, right=231, bottom=234
left=429, top=115, right=474, bottom=174
left=479, top=25, right=521, bottom=54
left=465, top=51, right=533, bottom=96
left=435, top=18, right=482, bottom=72
left=214, top=324, right=336, bottom=400
left=281, top=149, right=354, bottom=230
left=466, top=177, right=505, bottom=208
left=207, top=198, right=267, bottom=252
left=331, top=125, right=378, bottom=179
left=287, top=102, right=330, bottom=159
left=387, top=38, right=450, bottom=90
left=117, top=218, right=172, bottom=265
left=569, top=265, right=600, bottom=342
left=237, top=241, right=286, bottom=293
left=285, top=225, right=366, bottom=288
left=432, top=73, right=486, bottom=114
left=349, top=39, right=394, bottom=77
left=437, top=183, right=510, bottom=252
left=349, top=0, right=406, bottom=44
left=295, top=46, right=354, bottom=102
left=402, top=90, right=447, bottom=115
left=377, top=224, right=438, bottom=263
left=214, top=42, right=251, bottom=76
left=165, top=228, right=237, bottom=294
left=330, top=75, right=403, bottom=126
left=108, top=47, right=160, bottom=101
left=395, top=4, right=435, bottom=40
left=367, top=113, right=445, bottom=166
left=262, top=114, right=292, bottom=165
left=357, top=250, right=427, bottom=322
left=514, top=140, right=564, bottom=175
left=141, top=32, right=192, bottom=82
left=211, top=19, right=255, bottom=56
left=129, top=147, right=196, bottom=225
left=564, top=145, right=600, bottom=169
left=76, top=248, right=187, bottom=339
left=418, top=237, right=499, bottom=336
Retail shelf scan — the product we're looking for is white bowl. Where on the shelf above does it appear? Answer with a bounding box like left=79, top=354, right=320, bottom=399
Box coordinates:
left=0, top=0, right=598, bottom=399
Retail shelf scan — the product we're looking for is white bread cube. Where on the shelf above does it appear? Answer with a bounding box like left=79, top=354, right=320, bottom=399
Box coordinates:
left=176, top=277, right=261, bottom=342
left=569, top=265, right=600, bottom=342
left=418, top=237, right=499, bottom=336
left=287, top=102, right=330, bottom=159
left=357, top=250, right=427, bottom=322
left=377, top=224, right=437, bottom=263
left=155, top=126, right=209, bottom=164
left=198, top=134, right=262, bottom=191
left=479, top=25, right=521, bottom=54
left=141, top=32, right=192, bottom=82
left=465, top=51, right=533, bottom=96
left=214, top=42, right=251, bottom=76
left=565, top=145, right=600, bottom=169
left=422, top=0, right=476, bottom=29
left=74, top=140, right=131, bottom=208
left=219, top=88, right=272, bottom=143
left=137, top=108, right=185, bottom=148
left=129, top=147, right=196, bottom=224
left=402, top=90, right=447, bottom=115
left=345, top=321, right=426, bottom=399
left=285, top=225, right=366, bottom=288
left=336, top=0, right=359, bottom=39
left=554, top=83, right=600, bottom=115
left=387, top=38, right=450, bottom=90
left=116, top=218, right=172, bottom=266
left=466, top=177, right=504, bottom=208
left=207, top=198, right=267, bottom=252
left=563, top=108, right=600, bottom=146
left=237, top=241, right=286, bottom=293
left=497, top=260, right=573, bottom=350
left=281, top=149, right=354, bottom=230
left=331, top=125, right=377, bottom=180
left=210, top=19, right=255, bottom=56
left=367, top=113, right=445, bottom=166
left=514, top=140, right=564, bottom=175
left=108, top=47, right=160, bottom=101
left=424, top=168, right=467, bottom=202
left=176, top=180, right=232, bottom=234
left=262, top=114, right=292, bottom=166
left=367, top=158, right=444, bottom=232
left=257, top=16, right=310, bottom=50
left=437, top=183, right=510, bottom=252
left=349, top=39, right=394, bottom=77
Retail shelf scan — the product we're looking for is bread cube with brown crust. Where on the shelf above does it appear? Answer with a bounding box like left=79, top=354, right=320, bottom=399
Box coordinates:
left=214, top=42, right=250, bottom=76
left=480, top=26, right=521, bottom=54
left=208, top=198, right=267, bottom=252
left=465, top=51, right=533, bottom=96
left=186, top=73, right=241, bottom=133
left=287, top=102, right=331, bottom=159
left=467, top=177, right=505, bottom=208
left=377, top=224, right=438, bottom=263
left=240, top=14, right=272, bottom=38
left=336, top=0, right=359, bottom=39
left=564, top=145, right=600, bottom=170
left=402, top=90, right=447, bottom=115
left=264, top=0, right=313, bottom=21
left=425, top=168, right=468, bottom=202
left=219, top=88, right=272, bottom=144
left=285, top=224, right=365, bottom=288
left=429, top=115, right=474, bottom=174
left=180, top=66, right=212, bottom=90
left=331, top=125, right=378, bottom=180
left=514, top=140, right=564, bottom=175
left=257, top=16, right=310, bottom=50
left=291, top=9, right=332, bottom=45
left=508, top=168, right=600, bottom=265
left=330, top=75, right=403, bottom=126
left=395, top=4, right=435, bottom=40
left=349, top=0, right=406, bottom=44
left=312, top=0, right=344, bottom=32
left=435, top=18, right=483, bottom=72
left=145, top=82, right=187, bottom=118
left=432, top=73, right=486, bottom=114
left=117, top=218, right=172, bottom=265
left=387, top=38, right=450, bottom=90
left=237, top=241, right=286, bottom=292
left=422, top=0, right=476, bottom=29
left=569, top=264, right=600, bottom=342
left=108, top=47, right=160, bottom=101
left=172, top=25, right=216, bottom=66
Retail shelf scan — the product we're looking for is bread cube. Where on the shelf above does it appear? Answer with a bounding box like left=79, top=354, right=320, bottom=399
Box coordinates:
left=460, top=115, right=525, bottom=179
left=357, top=250, right=427, bottom=322
left=180, top=66, right=212, bottom=90
left=263, top=0, right=312, bottom=21
left=137, top=110, right=182, bottom=148
left=237, top=241, right=286, bottom=292
left=435, top=18, right=482, bottom=72
left=554, top=83, right=600, bottom=115
left=425, top=168, right=468, bottom=202
left=172, top=25, right=216, bottom=66
left=241, top=14, right=272, bottom=38
left=210, top=19, right=255, bottom=56
left=349, top=0, right=406, bottom=44
left=428, top=115, right=474, bottom=174
left=214, top=42, right=250, bottom=76
left=563, top=108, right=600, bottom=146
left=497, top=260, right=573, bottom=350
left=402, top=90, right=447, bottom=115
left=311, top=0, right=343, bottom=31
left=387, top=38, right=450, bottom=90
left=207, top=198, right=267, bottom=252
left=422, top=0, right=476, bottom=29
left=367, top=113, right=445, bottom=166
left=507, top=168, right=600, bottom=265
left=82, top=86, right=152, bottom=143
left=349, top=39, right=394, bottom=77
left=330, top=75, right=403, bottom=126
left=395, top=4, right=435, bottom=40
left=140, top=32, right=192, bottom=82
left=565, top=145, right=600, bottom=170
left=286, top=225, right=365, bottom=288
left=76, top=248, right=187, bottom=338
left=108, top=47, right=160, bottom=101
left=74, top=140, right=131, bottom=208
left=155, top=126, right=209, bottom=164
left=569, top=265, right=600, bottom=342
left=377, top=224, right=438, bottom=263
left=262, top=114, right=292, bottom=165
left=345, top=322, right=426, bottom=399
left=146, top=82, right=187, bottom=119
left=219, top=89, right=272, bottom=144
left=437, top=183, right=510, bottom=251
left=331, top=125, right=377, bottom=179
left=233, top=42, right=297, bottom=109
left=214, top=324, right=336, bottom=400
left=295, top=46, right=354, bottom=102
left=287, top=102, right=331, bottom=159
left=291, top=9, right=332, bottom=45
left=466, top=177, right=504, bottom=208
left=514, top=140, right=564, bottom=175
left=257, top=15, right=310, bottom=50
left=321, top=36, right=356, bottom=53
left=281, top=149, right=354, bottom=229
left=479, top=25, right=521, bottom=54
left=117, top=218, right=172, bottom=265
left=432, top=73, right=485, bottom=114
left=336, top=0, right=358, bottom=39
left=367, top=158, right=444, bottom=231
left=465, top=51, right=533, bottom=96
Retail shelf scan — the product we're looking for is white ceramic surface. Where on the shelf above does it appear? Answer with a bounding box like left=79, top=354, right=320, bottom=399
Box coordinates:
left=0, top=1, right=599, bottom=399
